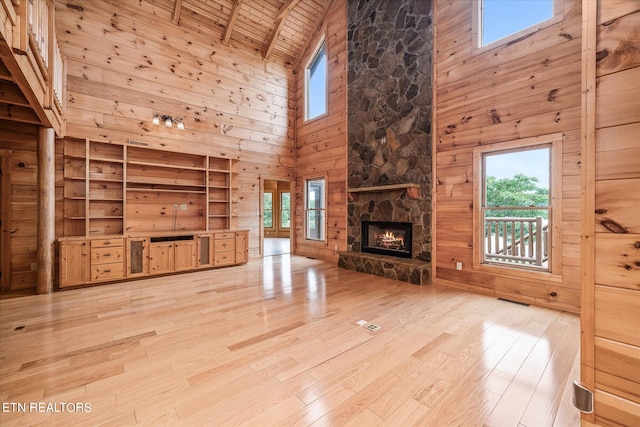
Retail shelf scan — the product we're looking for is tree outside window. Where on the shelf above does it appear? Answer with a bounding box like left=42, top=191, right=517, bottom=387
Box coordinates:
left=281, top=192, right=290, bottom=229
left=263, top=192, right=273, bottom=229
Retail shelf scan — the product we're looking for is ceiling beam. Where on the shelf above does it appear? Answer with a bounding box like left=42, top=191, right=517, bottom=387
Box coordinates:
left=264, top=0, right=302, bottom=60
left=223, top=0, right=243, bottom=45
left=264, top=17, right=287, bottom=60
left=172, top=0, right=183, bottom=24
left=276, top=0, right=302, bottom=21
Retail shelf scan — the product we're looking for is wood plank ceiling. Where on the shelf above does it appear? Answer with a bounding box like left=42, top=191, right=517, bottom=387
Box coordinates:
left=160, top=0, right=332, bottom=66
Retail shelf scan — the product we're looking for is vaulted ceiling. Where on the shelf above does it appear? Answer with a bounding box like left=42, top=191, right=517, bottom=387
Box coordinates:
left=167, top=0, right=333, bottom=66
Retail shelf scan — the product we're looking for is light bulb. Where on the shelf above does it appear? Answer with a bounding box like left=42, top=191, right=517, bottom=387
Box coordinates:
left=164, top=116, right=172, bottom=127
left=152, top=114, right=160, bottom=125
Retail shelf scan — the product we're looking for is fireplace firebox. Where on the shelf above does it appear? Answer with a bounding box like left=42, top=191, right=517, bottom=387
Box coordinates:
left=361, top=221, right=412, bottom=258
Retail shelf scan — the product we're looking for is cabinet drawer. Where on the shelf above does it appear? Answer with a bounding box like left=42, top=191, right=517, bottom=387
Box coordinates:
left=91, top=262, right=124, bottom=281
left=215, top=232, right=234, bottom=240
left=215, top=238, right=235, bottom=252
left=215, top=251, right=235, bottom=266
left=91, top=247, right=124, bottom=265
left=91, top=238, right=123, bottom=248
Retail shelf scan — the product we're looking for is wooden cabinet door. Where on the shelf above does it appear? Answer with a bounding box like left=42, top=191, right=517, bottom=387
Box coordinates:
left=127, top=238, right=148, bottom=277
left=59, top=240, right=89, bottom=287
left=149, top=242, right=174, bottom=274
left=197, top=234, right=214, bottom=268
left=235, top=231, right=248, bottom=263
left=174, top=240, right=197, bottom=271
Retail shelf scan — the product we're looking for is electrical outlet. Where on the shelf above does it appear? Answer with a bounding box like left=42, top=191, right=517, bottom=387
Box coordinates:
left=334, top=245, right=338, bottom=250
left=180, top=204, right=187, bottom=211
left=456, top=262, right=463, bottom=271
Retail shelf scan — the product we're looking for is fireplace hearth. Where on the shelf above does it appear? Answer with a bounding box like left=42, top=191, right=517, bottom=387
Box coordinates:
left=361, top=221, right=412, bottom=259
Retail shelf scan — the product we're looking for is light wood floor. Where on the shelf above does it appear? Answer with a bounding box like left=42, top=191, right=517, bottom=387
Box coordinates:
left=264, top=238, right=291, bottom=256
left=0, top=255, right=580, bottom=426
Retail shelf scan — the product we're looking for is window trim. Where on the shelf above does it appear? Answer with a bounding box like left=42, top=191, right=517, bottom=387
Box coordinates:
left=304, top=176, right=327, bottom=243
left=471, top=0, right=564, bottom=55
left=472, top=133, right=563, bottom=280
left=304, top=37, right=328, bottom=122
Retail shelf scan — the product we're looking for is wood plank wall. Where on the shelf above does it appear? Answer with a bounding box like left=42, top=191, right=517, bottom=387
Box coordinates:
left=294, top=1, right=347, bottom=261
left=0, top=122, right=45, bottom=291
left=53, top=0, right=296, bottom=261
left=588, top=2, right=640, bottom=424
left=433, top=0, right=583, bottom=313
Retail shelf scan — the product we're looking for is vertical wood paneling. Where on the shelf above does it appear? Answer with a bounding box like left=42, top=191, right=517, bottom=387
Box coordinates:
left=433, top=0, right=582, bottom=312
left=587, top=2, right=640, bottom=425
left=294, top=1, right=347, bottom=262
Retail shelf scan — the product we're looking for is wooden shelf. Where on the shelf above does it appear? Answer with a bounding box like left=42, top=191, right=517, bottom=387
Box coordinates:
left=89, top=177, right=123, bottom=183
left=347, top=183, right=421, bottom=200
left=90, top=156, right=124, bottom=164
left=128, top=160, right=206, bottom=171
left=127, top=187, right=206, bottom=194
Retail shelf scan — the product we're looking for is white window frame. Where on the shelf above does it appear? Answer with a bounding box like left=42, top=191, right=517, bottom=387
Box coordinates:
left=472, top=0, right=563, bottom=54
left=304, top=38, right=328, bottom=121
left=304, top=177, right=326, bottom=242
left=472, top=133, right=563, bottom=280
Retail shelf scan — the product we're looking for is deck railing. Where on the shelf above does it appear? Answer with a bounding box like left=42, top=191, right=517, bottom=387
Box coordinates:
left=483, top=207, right=550, bottom=268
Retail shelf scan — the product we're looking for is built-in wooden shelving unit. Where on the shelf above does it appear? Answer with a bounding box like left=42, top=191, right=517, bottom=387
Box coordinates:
left=62, top=138, right=239, bottom=236
left=60, top=138, right=247, bottom=289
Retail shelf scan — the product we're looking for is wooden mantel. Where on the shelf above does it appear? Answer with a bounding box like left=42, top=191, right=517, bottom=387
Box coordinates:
left=347, top=183, right=421, bottom=201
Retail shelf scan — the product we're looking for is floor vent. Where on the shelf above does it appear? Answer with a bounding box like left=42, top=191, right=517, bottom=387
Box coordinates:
left=498, top=298, right=529, bottom=307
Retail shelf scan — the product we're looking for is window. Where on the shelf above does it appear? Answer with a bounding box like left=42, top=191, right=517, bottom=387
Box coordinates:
left=305, top=178, right=325, bottom=241
left=280, top=192, right=291, bottom=229
left=478, top=0, right=555, bottom=47
left=263, top=192, right=273, bottom=229
left=473, top=134, right=562, bottom=274
left=305, top=40, right=327, bottom=120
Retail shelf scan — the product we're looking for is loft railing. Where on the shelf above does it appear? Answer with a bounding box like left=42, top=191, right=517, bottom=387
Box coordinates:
left=1, top=0, right=65, bottom=132
left=483, top=207, right=550, bottom=268
left=26, top=0, right=64, bottom=112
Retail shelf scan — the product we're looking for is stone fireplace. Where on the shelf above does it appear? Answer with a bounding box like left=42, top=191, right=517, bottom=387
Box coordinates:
left=338, top=0, right=433, bottom=285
